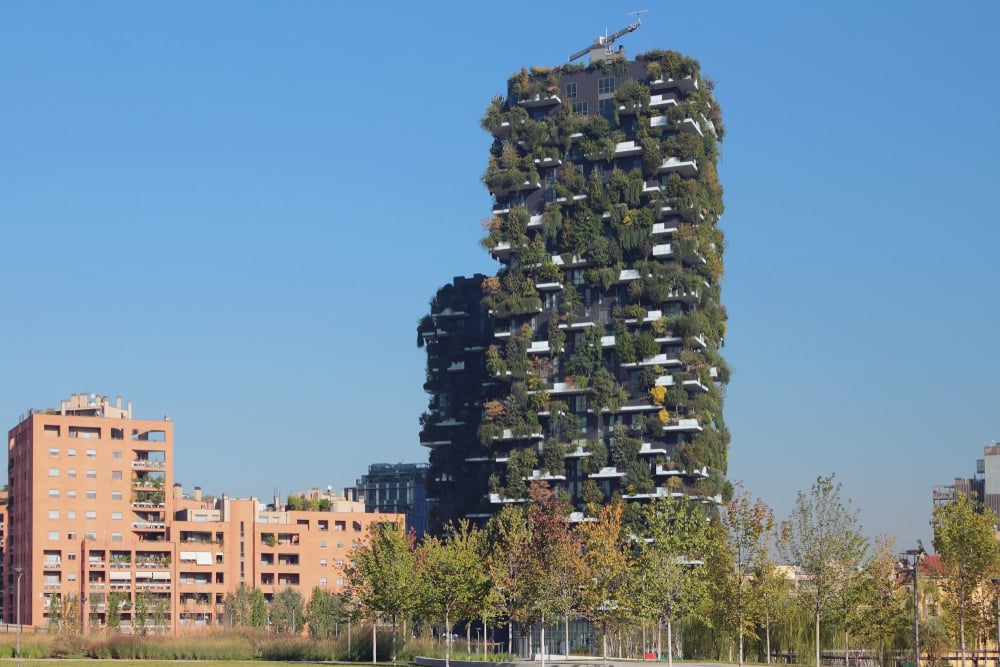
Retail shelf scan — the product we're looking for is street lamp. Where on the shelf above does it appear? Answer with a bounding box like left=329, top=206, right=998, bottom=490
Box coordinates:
left=14, top=567, right=24, bottom=659
left=900, top=548, right=924, bottom=667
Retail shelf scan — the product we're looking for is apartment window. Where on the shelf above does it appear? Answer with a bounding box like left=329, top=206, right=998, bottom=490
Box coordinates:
left=86, top=511, right=97, bottom=520
left=565, top=82, right=577, bottom=99
left=48, top=531, right=59, bottom=540
left=336, top=578, right=344, bottom=587
left=67, top=552, right=76, bottom=560
left=111, top=533, right=122, bottom=542
left=112, top=449, right=122, bottom=459
left=49, top=448, right=60, bottom=456
left=67, top=511, right=76, bottom=519
left=320, top=540, right=327, bottom=549
left=49, top=489, right=60, bottom=497
left=67, top=448, right=76, bottom=457
left=49, top=510, right=60, bottom=519
left=68, top=490, right=77, bottom=498
left=111, top=491, right=123, bottom=501
left=336, top=559, right=344, bottom=568
left=320, top=559, right=328, bottom=567
left=598, top=76, right=615, bottom=95
left=111, top=512, right=122, bottom=520
left=336, top=542, right=344, bottom=549
left=599, top=98, right=615, bottom=120
left=86, top=449, right=97, bottom=458
left=111, top=470, right=122, bottom=480
left=320, top=577, right=328, bottom=587
left=67, top=572, right=77, bottom=582
left=571, top=101, right=588, bottom=115
left=86, top=490, right=97, bottom=499
left=68, top=531, right=76, bottom=540
left=86, top=532, right=97, bottom=540
left=44, top=425, right=60, bottom=437
left=67, top=468, right=77, bottom=478
left=49, top=468, right=60, bottom=477
left=86, top=470, right=97, bottom=478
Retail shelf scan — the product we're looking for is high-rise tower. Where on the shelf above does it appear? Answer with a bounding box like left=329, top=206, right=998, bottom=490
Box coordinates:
left=420, top=45, right=729, bottom=531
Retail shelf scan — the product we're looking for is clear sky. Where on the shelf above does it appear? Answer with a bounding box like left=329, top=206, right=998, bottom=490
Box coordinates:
left=2, top=1, right=998, bottom=553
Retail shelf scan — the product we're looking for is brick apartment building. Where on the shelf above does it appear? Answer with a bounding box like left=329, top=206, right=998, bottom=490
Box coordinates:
left=6, top=393, right=401, bottom=633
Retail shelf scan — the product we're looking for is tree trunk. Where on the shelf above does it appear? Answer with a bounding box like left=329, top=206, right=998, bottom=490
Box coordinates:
left=483, top=612, right=488, bottom=656
left=961, top=605, right=967, bottom=667
left=815, top=610, right=821, bottom=667
left=657, top=617, right=662, bottom=660
left=565, top=614, right=570, bottom=657
left=739, top=606, right=745, bottom=666
left=508, top=620, right=513, bottom=656
left=667, top=620, right=674, bottom=667
left=541, top=612, right=546, bottom=667
left=765, top=609, right=772, bottom=664
left=467, top=622, right=472, bottom=658
left=372, top=622, right=377, bottom=664
left=445, top=611, right=451, bottom=667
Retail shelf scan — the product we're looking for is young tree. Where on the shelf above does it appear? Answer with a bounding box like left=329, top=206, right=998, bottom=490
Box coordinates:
left=850, top=536, right=910, bottom=667
left=719, top=487, right=776, bottom=666
left=306, top=588, right=350, bottom=639
left=485, top=505, right=533, bottom=655
left=578, top=499, right=632, bottom=665
left=346, top=521, right=420, bottom=665
left=524, top=483, right=585, bottom=667
left=420, top=521, right=485, bottom=667
left=636, top=495, right=712, bottom=667
left=931, top=492, right=1000, bottom=667
left=224, top=585, right=267, bottom=628
left=779, top=474, right=867, bottom=667
left=270, top=587, right=304, bottom=635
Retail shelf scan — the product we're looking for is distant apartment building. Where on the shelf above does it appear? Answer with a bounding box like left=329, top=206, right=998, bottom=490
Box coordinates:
left=355, top=463, right=429, bottom=537
left=6, top=393, right=402, bottom=633
left=933, top=443, right=1000, bottom=519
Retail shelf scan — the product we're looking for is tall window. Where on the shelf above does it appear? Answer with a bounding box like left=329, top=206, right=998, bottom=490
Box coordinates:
left=598, top=77, right=615, bottom=95
left=565, top=82, right=577, bottom=99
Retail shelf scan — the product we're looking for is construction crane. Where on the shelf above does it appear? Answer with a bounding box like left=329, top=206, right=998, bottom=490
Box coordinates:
left=568, top=10, right=647, bottom=63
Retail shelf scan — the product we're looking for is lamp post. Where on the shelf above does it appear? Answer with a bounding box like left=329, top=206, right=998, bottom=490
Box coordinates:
left=901, top=548, right=924, bottom=667
left=14, top=567, right=24, bottom=659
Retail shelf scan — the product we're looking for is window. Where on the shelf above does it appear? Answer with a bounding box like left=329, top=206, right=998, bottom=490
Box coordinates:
left=67, top=572, right=77, bottom=581
left=336, top=559, right=344, bottom=568
left=320, top=559, right=328, bottom=567
left=49, top=489, right=60, bottom=498
left=68, top=490, right=77, bottom=498
left=111, top=533, right=122, bottom=542
left=48, top=531, right=59, bottom=540
left=86, top=532, right=97, bottom=540
left=112, top=449, right=122, bottom=458
left=571, top=101, right=588, bottom=115
left=336, top=542, right=344, bottom=549
left=598, top=98, right=615, bottom=120
left=67, top=468, right=77, bottom=478
left=49, top=447, right=60, bottom=456
left=86, top=511, right=97, bottom=520
left=67, top=511, right=76, bottom=519
left=67, top=448, right=76, bottom=457
left=111, top=470, right=122, bottom=480
left=86, top=449, right=97, bottom=458
left=86, top=490, right=97, bottom=499
left=111, top=512, right=122, bottom=520
left=86, top=470, right=97, bottom=478
left=598, top=76, right=615, bottom=95
left=49, top=510, right=60, bottom=519
left=320, top=540, right=327, bottom=549
left=44, top=425, right=60, bottom=437
left=336, top=578, right=344, bottom=587
left=49, top=468, right=60, bottom=477
left=320, top=577, right=328, bottom=587
left=565, top=82, right=577, bottom=99
left=111, top=491, right=123, bottom=501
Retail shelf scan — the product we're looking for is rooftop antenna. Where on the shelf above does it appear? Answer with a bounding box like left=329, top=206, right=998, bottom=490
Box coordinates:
left=568, top=10, right=647, bottom=64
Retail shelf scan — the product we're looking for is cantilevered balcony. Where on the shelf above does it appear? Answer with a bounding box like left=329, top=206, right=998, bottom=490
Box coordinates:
left=649, top=94, right=678, bottom=109
left=652, top=222, right=678, bottom=236
left=662, top=418, right=703, bottom=433
left=652, top=243, right=673, bottom=257
left=649, top=76, right=698, bottom=93
left=527, top=341, right=550, bottom=354
left=589, top=467, right=626, bottom=480
left=535, top=280, right=564, bottom=291
left=658, top=157, right=698, bottom=177
left=677, top=117, right=703, bottom=136
left=547, top=381, right=589, bottom=395
left=518, top=94, right=561, bottom=108
left=489, top=493, right=527, bottom=505
left=614, top=140, right=643, bottom=157
left=490, top=241, right=511, bottom=261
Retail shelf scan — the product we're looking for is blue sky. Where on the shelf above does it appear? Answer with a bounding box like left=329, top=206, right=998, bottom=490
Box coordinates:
left=2, top=1, right=998, bottom=552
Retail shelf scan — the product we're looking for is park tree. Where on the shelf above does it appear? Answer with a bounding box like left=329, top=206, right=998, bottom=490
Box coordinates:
left=578, top=499, right=632, bottom=664
left=485, top=504, right=534, bottom=655
left=524, top=483, right=585, bottom=667
left=850, top=536, right=910, bottom=667
left=931, top=492, right=1000, bottom=667
left=420, top=521, right=486, bottom=667
left=636, top=495, right=712, bottom=667
left=718, top=487, right=776, bottom=665
left=270, top=586, right=304, bottom=635
left=751, top=556, right=793, bottom=663
left=346, top=521, right=420, bottom=664
left=779, top=474, right=867, bottom=667
left=224, top=585, right=267, bottom=628
left=306, top=588, right=351, bottom=639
